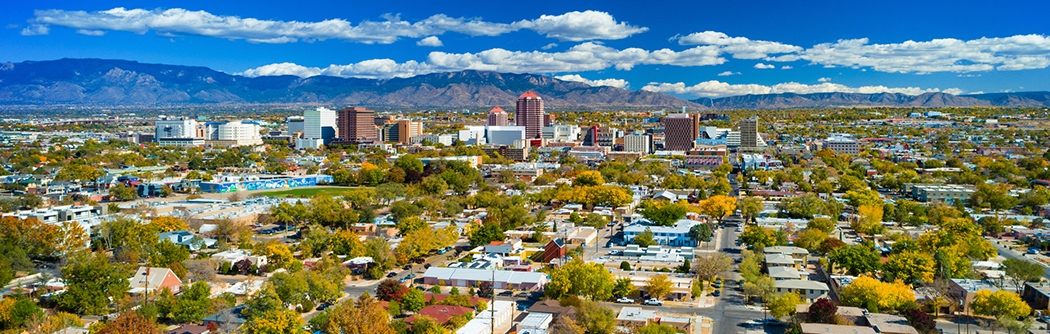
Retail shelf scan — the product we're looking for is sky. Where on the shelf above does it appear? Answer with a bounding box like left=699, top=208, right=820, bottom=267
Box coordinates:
left=2, top=0, right=1050, bottom=99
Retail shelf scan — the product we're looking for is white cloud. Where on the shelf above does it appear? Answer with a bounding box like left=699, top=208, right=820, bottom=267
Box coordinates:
left=641, top=80, right=964, bottom=98
left=240, top=42, right=728, bottom=79
left=554, top=74, right=629, bottom=89
left=799, top=35, right=1050, bottom=73
left=781, top=65, right=793, bottom=70
left=416, top=36, right=443, bottom=47
left=513, top=11, right=647, bottom=41
left=541, top=43, right=558, bottom=50
left=76, top=29, right=104, bottom=36
left=674, top=31, right=802, bottom=59
left=818, top=77, right=831, bottom=83
left=753, top=63, right=775, bottom=69
left=20, top=24, right=48, bottom=36
left=25, top=8, right=646, bottom=44
left=717, top=71, right=740, bottom=76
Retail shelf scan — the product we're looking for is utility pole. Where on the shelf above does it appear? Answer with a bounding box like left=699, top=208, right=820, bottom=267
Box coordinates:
left=491, top=254, right=495, bottom=334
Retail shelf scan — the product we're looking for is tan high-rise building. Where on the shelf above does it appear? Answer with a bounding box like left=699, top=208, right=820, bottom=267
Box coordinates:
left=337, top=107, right=377, bottom=143
left=515, top=91, right=544, bottom=139
left=740, top=116, right=759, bottom=149
left=487, top=106, right=509, bottom=126
left=396, top=120, right=424, bottom=144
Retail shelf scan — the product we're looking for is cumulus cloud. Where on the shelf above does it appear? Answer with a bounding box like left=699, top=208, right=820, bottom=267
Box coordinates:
left=416, top=36, right=443, bottom=47
left=717, top=71, right=740, bottom=76
left=674, top=31, right=802, bottom=60
left=239, top=42, right=727, bottom=79
left=554, top=74, right=629, bottom=89
left=541, top=43, right=558, bottom=50
left=818, top=77, right=831, bottom=83
left=641, top=80, right=964, bottom=98
left=799, top=35, right=1050, bottom=73
left=753, top=63, right=775, bottom=69
left=24, top=7, right=646, bottom=44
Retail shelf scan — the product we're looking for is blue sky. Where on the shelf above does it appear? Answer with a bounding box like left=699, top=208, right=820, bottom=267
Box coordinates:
left=3, top=0, right=1050, bottom=98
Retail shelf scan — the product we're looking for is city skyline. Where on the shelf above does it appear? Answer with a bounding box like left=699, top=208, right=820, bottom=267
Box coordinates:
left=1, top=0, right=1049, bottom=99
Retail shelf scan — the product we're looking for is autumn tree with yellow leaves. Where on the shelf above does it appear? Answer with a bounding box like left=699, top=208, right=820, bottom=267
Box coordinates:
left=840, top=276, right=915, bottom=312
left=698, top=195, right=737, bottom=225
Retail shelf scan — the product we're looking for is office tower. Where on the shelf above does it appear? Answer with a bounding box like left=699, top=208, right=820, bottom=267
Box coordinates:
left=486, top=126, right=527, bottom=146
left=487, top=106, right=509, bottom=126
left=662, top=114, right=698, bottom=151
left=337, top=107, right=376, bottom=143
left=154, top=117, right=198, bottom=139
left=215, top=121, right=263, bottom=146
left=285, top=116, right=305, bottom=135
left=740, top=116, right=759, bottom=149
left=396, top=120, right=424, bottom=144
left=515, top=91, right=544, bottom=139
left=624, top=134, right=653, bottom=154
left=543, top=114, right=555, bottom=127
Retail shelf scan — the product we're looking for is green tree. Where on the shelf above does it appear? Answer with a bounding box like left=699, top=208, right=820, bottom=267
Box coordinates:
left=829, top=244, right=881, bottom=275
left=1003, top=258, right=1045, bottom=292
left=468, top=222, right=506, bottom=247
left=883, top=251, right=936, bottom=283
left=633, top=228, right=657, bottom=247
left=692, top=253, right=732, bottom=283
left=612, top=278, right=636, bottom=299
left=108, top=184, right=138, bottom=201
left=544, top=259, right=614, bottom=301
left=394, top=155, right=425, bottom=174
left=171, top=281, right=212, bottom=323
left=739, top=196, right=763, bottom=223
left=576, top=301, right=616, bottom=334
left=639, top=202, right=687, bottom=226
left=808, top=217, right=836, bottom=234
left=689, top=223, right=713, bottom=244
left=768, top=292, right=803, bottom=319
left=402, top=288, right=426, bottom=313
left=645, top=274, right=673, bottom=300
left=57, top=252, right=131, bottom=315
left=638, top=323, right=678, bottom=334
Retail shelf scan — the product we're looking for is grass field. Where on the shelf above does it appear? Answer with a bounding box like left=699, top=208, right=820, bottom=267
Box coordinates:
left=257, top=186, right=362, bottom=198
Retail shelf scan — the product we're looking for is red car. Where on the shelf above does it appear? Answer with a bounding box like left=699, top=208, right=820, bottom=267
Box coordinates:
left=414, top=258, right=426, bottom=264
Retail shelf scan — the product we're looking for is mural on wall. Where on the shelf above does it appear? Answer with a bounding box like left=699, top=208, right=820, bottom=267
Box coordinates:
left=199, top=175, right=334, bottom=193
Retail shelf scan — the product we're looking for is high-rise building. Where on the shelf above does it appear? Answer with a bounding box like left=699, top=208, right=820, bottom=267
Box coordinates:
left=213, top=121, right=263, bottom=146
left=487, top=126, right=526, bottom=146
left=662, top=114, right=700, bottom=151
left=623, top=134, right=653, bottom=154
left=515, top=91, right=544, bottom=139
left=487, top=106, right=509, bottom=126
left=740, top=116, right=759, bottom=150
left=543, top=114, right=555, bottom=127
left=154, top=117, right=198, bottom=139
left=396, top=120, right=424, bottom=144
left=285, top=116, right=305, bottom=136
left=337, top=107, right=377, bottom=143
left=298, top=107, right=337, bottom=149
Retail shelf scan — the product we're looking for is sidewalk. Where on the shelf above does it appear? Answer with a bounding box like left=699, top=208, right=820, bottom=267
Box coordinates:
left=693, top=316, right=713, bottom=334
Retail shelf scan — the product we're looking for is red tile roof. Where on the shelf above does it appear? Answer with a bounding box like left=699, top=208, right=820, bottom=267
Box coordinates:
left=519, top=90, right=540, bottom=98
left=490, top=106, right=505, bottom=113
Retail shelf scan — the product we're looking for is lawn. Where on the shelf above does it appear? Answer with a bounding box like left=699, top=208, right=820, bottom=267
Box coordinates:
left=257, top=186, right=363, bottom=198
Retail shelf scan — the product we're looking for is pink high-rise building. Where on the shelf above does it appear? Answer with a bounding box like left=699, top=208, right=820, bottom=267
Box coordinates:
left=515, top=91, right=544, bottom=139
left=487, top=106, right=509, bottom=126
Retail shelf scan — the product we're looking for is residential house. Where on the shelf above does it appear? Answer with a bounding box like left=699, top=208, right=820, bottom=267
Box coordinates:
left=407, top=305, right=474, bottom=325
left=158, top=230, right=216, bottom=251
left=615, top=307, right=691, bottom=333
left=542, top=239, right=567, bottom=263
left=515, top=312, right=553, bottom=334
left=774, top=280, right=829, bottom=302
left=1021, top=281, right=1050, bottom=310
left=623, top=219, right=702, bottom=247
left=799, top=324, right=877, bottom=334
left=129, top=267, right=183, bottom=295
left=422, top=267, right=548, bottom=291
left=202, top=305, right=248, bottom=330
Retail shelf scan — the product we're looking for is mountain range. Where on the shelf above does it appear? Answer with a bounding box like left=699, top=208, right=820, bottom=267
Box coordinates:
left=1, top=58, right=1048, bottom=109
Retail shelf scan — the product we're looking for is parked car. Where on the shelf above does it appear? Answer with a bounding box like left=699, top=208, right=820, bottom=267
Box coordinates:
left=403, top=264, right=412, bottom=270
left=315, top=302, right=332, bottom=311
left=498, top=291, right=514, bottom=296
left=423, top=263, right=432, bottom=269
left=415, top=258, right=427, bottom=264
left=643, top=298, right=663, bottom=306
left=515, top=292, right=531, bottom=298
left=405, top=273, right=416, bottom=280
left=712, top=290, right=721, bottom=297
left=386, top=272, right=398, bottom=278
left=616, top=297, right=635, bottom=304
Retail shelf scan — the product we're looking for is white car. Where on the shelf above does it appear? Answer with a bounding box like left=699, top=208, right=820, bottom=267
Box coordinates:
left=643, top=298, right=663, bottom=306
left=736, top=226, right=743, bottom=232
left=616, top=297, right=635, bottom=304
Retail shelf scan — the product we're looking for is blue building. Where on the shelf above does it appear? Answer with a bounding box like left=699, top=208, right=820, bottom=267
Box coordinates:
left=623, top=219, right=703, bottom=247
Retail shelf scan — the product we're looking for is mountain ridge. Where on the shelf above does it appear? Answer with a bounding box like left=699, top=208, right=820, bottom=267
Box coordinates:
left=1, top=58, right=1048, bottom=109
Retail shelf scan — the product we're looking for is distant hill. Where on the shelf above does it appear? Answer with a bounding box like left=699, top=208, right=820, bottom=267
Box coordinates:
left=692, top=91, right=1050, bottom=109
left=0, top=58, right=698, bottom=108
left=1, top=58, right=1047, bottom=109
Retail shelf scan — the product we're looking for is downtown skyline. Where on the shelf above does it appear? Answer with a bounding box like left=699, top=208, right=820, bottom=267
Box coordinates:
left=2, top=0, right=1049, bottom=99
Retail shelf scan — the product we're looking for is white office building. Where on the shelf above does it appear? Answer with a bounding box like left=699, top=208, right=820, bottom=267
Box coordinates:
left=154, top=117, right=197, bottom=139
left=285, top=116, right=305, bottom=135
left=623, top=219, right=703, bottom=247
left=487, top=126, right=527, bottom=146
left=215, top=121, right=263, bottom=146
left=299, top=107, right=337, bottom=149
left=542, top=125, right=581, bottom=142
left=458, top=126, right=487, bottom=145
left=623, top=134, right=653, bottom=154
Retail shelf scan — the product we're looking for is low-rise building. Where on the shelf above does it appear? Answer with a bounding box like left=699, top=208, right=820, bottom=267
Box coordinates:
left=623, top=219, right=702, bottom=247
left=129, top=267, right=183, bottom=295
left=774, top=279, right=829, bottom=302
left=422, top=267, right=548, bottom=291
left=799, top=324, right=877, bottom=334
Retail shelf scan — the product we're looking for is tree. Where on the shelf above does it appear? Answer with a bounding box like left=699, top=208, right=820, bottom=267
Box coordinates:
left=633, top=228, right=657, bottom=247
left=108, top=184, right=138, bottom=201
left=739, top=225, right=776, bottom=248
left=808, top=217, right=836, bottom=234
left=883, top=251, right=936, bottom=283
left=96, top=312, right=159, bottom=334
left=620, top=261, right=631, bottom=271
left=645, top=274, right=673, bottom=300
left=638, top=323, right=678, bottom=334
left=904, top=308, right=937, bottom=334
left=0, top=297, right=43, bottom=330
left=612, top=278, right=636, bottom=298
left=689, top=223, right=713, bottom=244
left=698, top=195, right=737, bottom=225
left=839, top=276, right=915, bottom=312
left=396, top=216, right=427, bottom=235
left=829, top=244, right=881, bottom=275
left=970, top=289, right=1031, bottom=320
left=819, top=238, right=846, bottom=255
left=377, top=279, right=409, bottom=301
left=183, top=259, right=217, bottom=283
left=58, top=252, right=130, bottom=315
left=794, top=228, right=828, bottom=252
left=544, top=259, right=614, bottom=301
left=419, top=177, right=448, bottom=197
left=150, top=216, right=189, bottom=232
left=468, top=222, right=505, bottom=247
left=324, top=294, right=397, bottom=334
left=808, top=298, right=838, bottom=324
left=740, top=196, right=763, bottom=223
left=742, top=275, right=776, bottom=305
left=395, top=155, right=425, bottom=174
left=1003, top=258, right=1044, bottom=289
left=638, top=201, right=688, bottom=226
left=692, top=253, right=732, bottom=283
left=767, top=292, right=803, bottom=319
left=402, top=288, right=426, bottom=313
left=573, top=171, right=605, bottom=187
left=242, top=308, right=306, bottom=334
left=409, top=315, right=445, bottom=334
left=171, top=281, right=212, bottom=323
left=576, top=300, right=616, bottom=334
